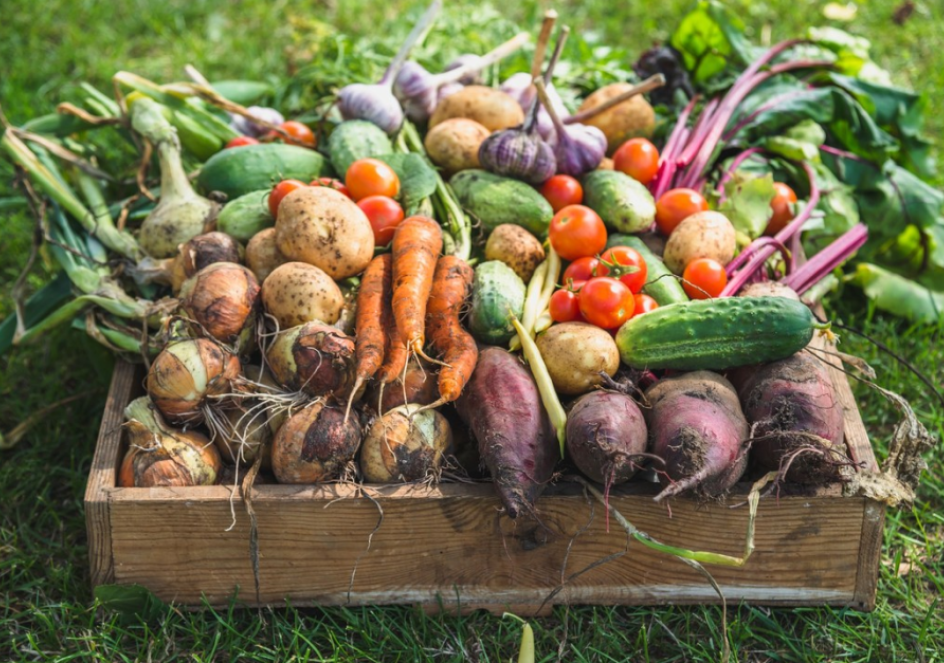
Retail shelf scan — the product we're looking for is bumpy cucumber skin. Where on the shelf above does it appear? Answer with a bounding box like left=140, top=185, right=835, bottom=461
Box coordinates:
left=197, top=143, right=327, bottom=199
left=469, top=261, right=526, bottom=344
left=216, top=189, right=273, bottom=242
left=616, top=297, right=816, bottom=370
left=328, top=120, right=393, bottom=178
left=608, top=234, right=688, bottom=306
left=450, top=170, right=553, bottom=236
left=582, top=170, right=655, bottom=234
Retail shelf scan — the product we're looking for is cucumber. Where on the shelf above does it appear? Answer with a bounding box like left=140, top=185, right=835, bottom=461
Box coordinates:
left=210, top=80, right=274, bottom=105
left=582, top=170, right=655, bottom=233
left=607, top=234, right=688, bottom=306
left=197, top=143, right=327, bottom=199
left=328, top=120, right=393, bottom=178
left=450, top=170, right=553, bottom=236
left=615, top=297, right=821, bottom=370
left=216, top=189, right=273, bottom=242
left=469, top=261, right=526, bottom=344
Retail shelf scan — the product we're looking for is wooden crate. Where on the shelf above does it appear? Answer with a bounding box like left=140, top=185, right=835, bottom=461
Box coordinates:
left=85, top=348, right=884, bottom=614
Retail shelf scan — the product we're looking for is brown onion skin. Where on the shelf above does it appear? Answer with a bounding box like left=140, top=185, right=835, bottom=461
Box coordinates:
left=267, top=323, right=357, bottom=398
left=179, top=262, right=260, bottom=344
left=147, top=338, right=242, bottom=425
left=171, top=232, right=244, bottom=292
left=272, top=403, right=362, bottom=484
left=118, top=420, right=222, bottom=487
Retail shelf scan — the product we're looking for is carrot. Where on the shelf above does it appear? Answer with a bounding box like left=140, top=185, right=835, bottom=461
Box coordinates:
left=425, top=255, right=478, bottom=405
left=391, top=215, right=443, bottom=363
left=345, top=254, right=392, bottom=420
left=376, top=296, right=410, bottom=412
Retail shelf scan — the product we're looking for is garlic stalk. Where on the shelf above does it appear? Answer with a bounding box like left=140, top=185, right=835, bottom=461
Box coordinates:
left=534, top=78, right=606, bottom=177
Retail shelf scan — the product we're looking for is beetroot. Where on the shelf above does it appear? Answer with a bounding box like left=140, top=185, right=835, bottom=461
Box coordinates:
left=645, top=371, right=749, bottom=501
left=566, top=391, right=648, bottom=488
left=734, top=353, right=846, bottom=483
left=455, top=347, right=556, bottom=518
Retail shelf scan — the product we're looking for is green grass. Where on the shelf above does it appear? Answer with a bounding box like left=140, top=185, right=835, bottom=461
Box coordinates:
left=1, top=0, right=943, bottom=661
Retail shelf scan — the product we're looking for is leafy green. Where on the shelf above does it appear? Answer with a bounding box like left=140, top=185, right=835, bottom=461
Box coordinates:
left=719, top=171, right=776, bottom=240
left=376, top=153, right=438, bottom=215
left=669, top=1, right=755, bottom=85
left=94, top=584, right=168, bottom=624
left=0, top=272, right=73, bottom=355
left=853, top=263, right=944, bottom=323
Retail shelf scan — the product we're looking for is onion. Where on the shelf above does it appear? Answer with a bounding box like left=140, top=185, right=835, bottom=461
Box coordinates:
left=360, top=405, right=452, bottom=483
left=119, top=396, right=221, bottom=487
left=272, top=402, right=362, bottom=484
left=179, top=262, right=260, bottom=345
left=146, top=338, right=241, bottom=426
left=266, top=322, right=357, bottom=398
left=171, top=232, right=244, bottom=293
left=215, top=403, right=272, bottom=468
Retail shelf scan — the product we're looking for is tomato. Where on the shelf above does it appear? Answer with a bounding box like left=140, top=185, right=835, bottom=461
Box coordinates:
left=655, top=188, right=709, bottom=236
left=271, top=120, right=316, bottom=146
left=613, top=138, right=660, bottom=185
left=562, top=256, right=601, bottom=286
left=549, top=288, right=583, bottom=323
left=682, top=258, right=728, bottom=299
left=548, top=205, right=607, bottom=261
left=578, top=277, right=634, bottom=329
left=312, top=177, right=352, bottom=199
left=598, top=246, right=648, bottom=294
left=632, top=293, right=659, bottom=316
left=268, top=179, right=308, bottom=218
left=225, top=135, right=259, bottom=149
left=345, top=158, right=400, bottom=201
left=765, top=182, right=798, bottom=236
left=540, top=175, right=584, bottom=212
left=357, top=196, right=405, bottom=246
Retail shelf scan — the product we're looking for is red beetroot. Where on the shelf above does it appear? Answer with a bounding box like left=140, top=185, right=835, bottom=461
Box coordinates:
left=566, top=391, right=648, bottom=488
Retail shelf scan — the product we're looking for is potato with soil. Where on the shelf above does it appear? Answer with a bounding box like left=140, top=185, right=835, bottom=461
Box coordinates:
left=663, top=211, right=737, bottom=275
left=424, top=118, right=489, bottom=176
left=484, top=224, right=545, bottom=282
left=360, top=405, right=453, bottom=483
left=272, top=402, right=362, bottom=484
left=576, top=83, right=656, bottom=154
left=246, top=228, right=286, bottom=283
left=536, top=322, right=620, bottom=396
left=275, top=186, right=374, bottom=279
left=262, top=262, right=344, bottom=329
left=429, top=86, right=525, bottom=132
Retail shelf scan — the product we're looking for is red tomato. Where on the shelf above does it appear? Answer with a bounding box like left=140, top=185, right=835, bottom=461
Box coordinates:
left=312, top=177, right=352, bottom=198
left=540, top=175, right=584, bottom=212
left=267, top=120, right=316, bottom=147
left=598, top=246, right=648, bottom=294
left=225, top=135, right=259, bottom=148
left=548, top=205, right=607, bottom=261
left=632, top=293, right=659, bottom=316
left=655, top=188, right=709, bottom=236
left=578, top=277, right=634, bottom=329
left=765, top=182, right=798, bottom=236
left=268, top=179, right=308, bottom=219
left=345, top=158, right=400, bottom=201
left=549, top=288, right=583, bottom=323
left=562, top=256, right=601, bottom=286
left=357, top=196, right=405, bottom=246
left=613, top=138, right=660, bottom=185
left=682, top=258, right=727, bottom=299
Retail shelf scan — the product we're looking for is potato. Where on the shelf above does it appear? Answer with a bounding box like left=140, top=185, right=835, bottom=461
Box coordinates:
left=598, top=157, right=615, bottom=170
left=246, top=228, right=286, bottom=283
left=577, top=83, right=656, bottom=154
left=484, top=224, right=546, bottom=282
left=424, top=118, right=489, bottom=176
left=536, top=322, right=620, bottom=396
left=429, top=86, right=525, bottom=133
left=262, top=262, right=344, bottom=329
left=663, top=211, right=737, bottom=275
left=276, top=187, right=374, bottom=279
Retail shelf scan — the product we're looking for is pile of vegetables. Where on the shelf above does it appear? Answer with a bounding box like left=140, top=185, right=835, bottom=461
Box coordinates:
left=2, top=1, right=937, bottom=529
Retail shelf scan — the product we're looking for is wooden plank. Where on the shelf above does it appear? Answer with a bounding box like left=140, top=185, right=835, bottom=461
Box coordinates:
left=853, top=500, right=885, bottom=610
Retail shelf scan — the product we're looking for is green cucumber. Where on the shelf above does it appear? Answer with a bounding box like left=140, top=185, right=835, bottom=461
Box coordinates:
left=582, top=170, right=655, bottom=233
left=210, top=80, right=274, bottom=105
left=216, top=189, right=273, bottom=242
left=328, top=120, right=393, bottom=178
left=469, top=261, right=526, bottom=344
left=450, top=170, right=553, bottom=236
left=616, top=297, right=822, bottom=370
left=197, top=143, right=327, bottom=199
left=607, top=234, right=688, bottom=306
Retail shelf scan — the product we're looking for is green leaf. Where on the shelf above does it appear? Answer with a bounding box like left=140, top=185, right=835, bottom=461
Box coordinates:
left=669, top=1, right=755, bottom=84
left=94, top=584, right=167, bottom=623
left=375, top=153, right=438, bottom=215
left=0, top=272, right=74, bottom=355
left=719, top=171, right=776, bottom=240
left=853, top=263, right=943, bottom=323
left=765, top=136, right=821, bottom=163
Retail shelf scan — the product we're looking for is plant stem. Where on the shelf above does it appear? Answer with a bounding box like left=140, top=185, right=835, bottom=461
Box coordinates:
left=530, top=11, right=558, bottom=79
left=379, top=0, right=443, bottom=86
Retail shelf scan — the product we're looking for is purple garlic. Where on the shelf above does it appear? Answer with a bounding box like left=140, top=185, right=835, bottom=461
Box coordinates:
left=229, top=106, right=284, bottom=138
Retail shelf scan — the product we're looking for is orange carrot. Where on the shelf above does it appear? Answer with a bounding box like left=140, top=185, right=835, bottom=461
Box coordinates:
left=391, top=216, right=443, bottom=360
left=346, top=254, right=392, bottom=419
left=425, top=255, right=478, bottom=404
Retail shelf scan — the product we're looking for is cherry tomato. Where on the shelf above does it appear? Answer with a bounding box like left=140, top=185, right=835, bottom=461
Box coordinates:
left=632, top=293, right=659, bottom=316
left=562, top=256, right=601, bottom=286
left=345, top=158, right=400, bottom=201
left=267, top=120, right=316, bottom=146
left=225, top=135, right=259, bottom=149
left=598, top=246, right=648, bottom=294
left=549, top=288, right=583, bottom=323
left=268, top=179, right=308, bottom=219
left=765, top=182, right=798, bottom=236
left=357, top=196, right=405, bottom=246
left=540, top=175, right=584, bottom=212
left=312, top=177, right=352, bottom=198
left=682, top=258, right=728, bottom=300
left=579, top=277, right=635, bottom=329
left=549, top=205, right=608, bottom=262
left=613, top=138, right=660, bottom=185
left=655, top=188, right=709, bottom=236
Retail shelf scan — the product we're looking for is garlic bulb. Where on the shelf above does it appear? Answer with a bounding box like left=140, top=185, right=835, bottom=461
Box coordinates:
left=534, top=79, right=606, bottom=177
